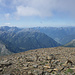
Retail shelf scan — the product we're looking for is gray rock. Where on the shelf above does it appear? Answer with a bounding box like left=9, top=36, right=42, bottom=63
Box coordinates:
left=0, top=68, right=2, bottom=72
left=33, top=64, right=38, bottom=68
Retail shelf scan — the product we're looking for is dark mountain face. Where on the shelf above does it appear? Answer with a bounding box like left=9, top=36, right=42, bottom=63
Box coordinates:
left=0, top=40, right=12, bottom=56
left=11, top=31, right=60, bottom=50
left=0, top=26, right=60, bottom=54
left=33, top=27, right=75, bottom=45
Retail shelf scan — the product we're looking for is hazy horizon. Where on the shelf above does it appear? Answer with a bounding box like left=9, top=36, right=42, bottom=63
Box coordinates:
left=0, top=25, right=75, bottom=28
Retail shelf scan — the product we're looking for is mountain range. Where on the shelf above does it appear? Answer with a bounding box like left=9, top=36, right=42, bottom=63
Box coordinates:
left=0, top=26, right=60, bottom=55
left=0, top=26, right=75, bottom=56
left=0, top=26, right=75, bottom=74
left=34, top=27, right=75, bottom=44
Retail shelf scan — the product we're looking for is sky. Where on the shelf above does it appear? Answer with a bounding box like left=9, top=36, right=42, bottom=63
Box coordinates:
left=0, top=0, right=75, bottom=27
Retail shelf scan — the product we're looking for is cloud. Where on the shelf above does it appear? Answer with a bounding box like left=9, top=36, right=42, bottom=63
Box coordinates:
left=16, top=6, right=40, bottom=16
left=1, top=22, right=19, bottom=27
left=4, top=23, right=11, bottom=25
left=1, top=23, right=11, bottom=26
left=14, top=0, right=75, bottom=17
left=15, top=0, right=54, bottom=17
left=1, top=0, right=75, bottom=18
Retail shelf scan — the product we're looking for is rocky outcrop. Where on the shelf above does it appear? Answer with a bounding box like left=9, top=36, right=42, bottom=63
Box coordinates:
left=0, top=42, right=12, bottom=56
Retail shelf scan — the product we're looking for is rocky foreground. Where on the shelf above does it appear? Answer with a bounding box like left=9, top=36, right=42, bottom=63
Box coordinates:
left=0, top=47, right=75, bottom=75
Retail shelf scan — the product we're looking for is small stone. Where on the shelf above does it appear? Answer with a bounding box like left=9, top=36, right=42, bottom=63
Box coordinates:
left=47, top=56, right=52, bottom=60
left=53, top=68, right=58, bottom=71
left=23, top=63, right=29, bottom=67
left=42, top=71, right=50, bottom=75
left=46, top=69, right=53, bottom=73
left=33, top=64, right=38, bottom=68
left=0, top=68, right=2, bottom=72
left=38, top=66, right=43, bottom=70
left=26, top=59, right=34, bottom=62
left=44, top=65, right=50, bottom=69
left=47, top=54, right=55, bottom=60
left=53, top=60, right=60, bottom=65
left=65, top=60, right=73, bottom=66
left=22, top=67, right=28, bottom=70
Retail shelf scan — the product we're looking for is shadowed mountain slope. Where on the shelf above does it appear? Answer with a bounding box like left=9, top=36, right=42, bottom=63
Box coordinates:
left=0, top=40, right=12, bottom=56
left=0, top=26, right=60, bottom=54
left=34, top=27, right=75, bottom=44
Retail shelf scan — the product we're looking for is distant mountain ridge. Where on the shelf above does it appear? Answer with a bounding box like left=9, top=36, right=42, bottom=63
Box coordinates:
left=0, top=26, right=60, bottom=54
left=33, top=27, right=75, bottom=44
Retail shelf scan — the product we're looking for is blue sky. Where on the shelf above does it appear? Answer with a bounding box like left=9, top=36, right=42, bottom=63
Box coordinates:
left=0, top=0, right=75, bottom=27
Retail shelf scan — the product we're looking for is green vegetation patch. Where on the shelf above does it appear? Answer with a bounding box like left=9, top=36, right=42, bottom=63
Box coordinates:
left=65, top=68, right=73, bottom=74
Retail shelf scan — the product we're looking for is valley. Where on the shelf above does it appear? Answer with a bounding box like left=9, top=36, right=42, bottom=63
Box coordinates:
left=34, top=27, right=75, bottom=44
left=0, top=26, right=60, bottom=55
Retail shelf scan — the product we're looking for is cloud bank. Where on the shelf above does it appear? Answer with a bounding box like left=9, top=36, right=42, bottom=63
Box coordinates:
left=0, top=0, right=75, bottom=18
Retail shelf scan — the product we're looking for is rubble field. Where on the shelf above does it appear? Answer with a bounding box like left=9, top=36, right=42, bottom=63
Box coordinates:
left=0, top=47, right=75, bottom=75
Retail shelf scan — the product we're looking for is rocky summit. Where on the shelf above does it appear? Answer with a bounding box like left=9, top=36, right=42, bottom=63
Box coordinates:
left=0, top=47, right=75, bottom=75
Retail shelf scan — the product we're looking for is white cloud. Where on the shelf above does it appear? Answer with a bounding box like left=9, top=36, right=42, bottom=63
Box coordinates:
left=14, top=0, right=75, bottom=17
left=1, top=23, right=18, bottom=27
left=16, top=6, right=40, bottom=16
left=1, top=0, right=75, bottom=17
left=15, top=0, right=54, bottom=17
left=1, top=23, right=11, bottom=26
left=4, top=23, right=11, bottom=25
